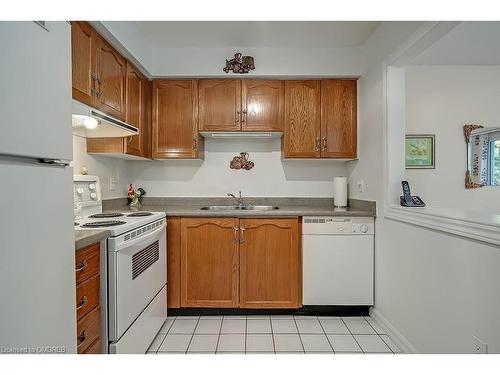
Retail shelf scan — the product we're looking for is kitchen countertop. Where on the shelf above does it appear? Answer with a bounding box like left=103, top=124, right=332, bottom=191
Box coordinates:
left=103, top=197, right=376, bottom=218
left=75, top=229, right=111, bottom=251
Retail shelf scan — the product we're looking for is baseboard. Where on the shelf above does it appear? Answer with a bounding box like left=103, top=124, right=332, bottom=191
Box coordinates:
left=370, top=308, right=418, bottom=354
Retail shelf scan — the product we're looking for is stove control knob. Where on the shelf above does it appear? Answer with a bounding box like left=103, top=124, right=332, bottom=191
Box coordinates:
left=360, top=224, right=369, bottom=233
left=76, top=188, right=84, bottom=195
left=90, top=192, right=97, bottom=200
left=89, top=183, right=96, bottom=190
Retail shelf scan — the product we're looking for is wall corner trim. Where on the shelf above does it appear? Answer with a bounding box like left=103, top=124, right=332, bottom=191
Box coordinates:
left=370, top=308, right=418, bottom=354
left=384, top=206, right=500, bottom=247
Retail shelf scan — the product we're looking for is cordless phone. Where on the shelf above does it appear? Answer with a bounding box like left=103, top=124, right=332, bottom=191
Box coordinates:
left=400, top=181, right=425, bottom=207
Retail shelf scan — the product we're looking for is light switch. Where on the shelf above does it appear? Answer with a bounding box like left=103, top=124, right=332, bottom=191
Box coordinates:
left=357, top=180, right=365, bottom=193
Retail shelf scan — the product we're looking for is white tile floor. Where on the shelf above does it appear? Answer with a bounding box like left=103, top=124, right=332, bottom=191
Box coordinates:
left=147, top=315, right=402, bottom=354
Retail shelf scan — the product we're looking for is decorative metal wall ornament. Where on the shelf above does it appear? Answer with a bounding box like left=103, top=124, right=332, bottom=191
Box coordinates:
left=230, top=152, right=254, bottom=170
left=223, top=53, right=255, bottom=74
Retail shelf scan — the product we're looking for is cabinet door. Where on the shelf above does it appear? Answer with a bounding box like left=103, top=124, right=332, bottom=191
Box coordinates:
left=93, top=35, right=127, bottom=121
left=283, top=80, right=321, bottom=158
left=321, top=80, right=357, bottom=158
left=181, top=218, right=239, bottom=307
left=199, top=79, right=241, bottom=131
left=239, top=218, right=300, bottom=308
left=152, top=80, right=200, bottom=159
left=241, top=80, right=284, bottom=131
left=71, top=21, right=96, bottom=106
left=125, top=62, right=147, bottom=157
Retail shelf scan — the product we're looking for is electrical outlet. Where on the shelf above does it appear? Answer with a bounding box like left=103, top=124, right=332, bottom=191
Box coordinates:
left=357, top=179, right=365, bottom=193
left=472, top=335, right=487, bottom=354
left=109, top=176, right=117, bottom=191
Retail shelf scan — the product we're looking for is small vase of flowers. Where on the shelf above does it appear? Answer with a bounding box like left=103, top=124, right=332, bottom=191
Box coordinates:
left=127, top=184, right=146, bottom=211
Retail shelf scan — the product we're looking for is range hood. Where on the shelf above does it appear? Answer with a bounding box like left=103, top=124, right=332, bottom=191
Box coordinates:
left=72, top=100, right=138, bottom=138
left=199, top=131, right=283, bottom=139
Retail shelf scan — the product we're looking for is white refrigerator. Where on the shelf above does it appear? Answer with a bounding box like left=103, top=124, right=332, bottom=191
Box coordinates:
left=0, top=22, right=77, bottom=353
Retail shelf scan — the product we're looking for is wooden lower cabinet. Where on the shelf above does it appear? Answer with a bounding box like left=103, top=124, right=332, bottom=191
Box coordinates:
left=239, top=218, right=301, bottom=308
left=75, top=243, right=102, bottom=354
left=174, top=217, right=300, bottom=309
left=180, top=218, right=239, bottom=307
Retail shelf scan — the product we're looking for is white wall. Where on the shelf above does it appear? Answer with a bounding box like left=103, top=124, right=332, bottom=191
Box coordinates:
left=152, top=46, right=362, bottom=77
left=72, top=135, right=131, bottom=199
left=129, top=138, right=347, bottom=197
left=405, top=65, right=500, bottom=214
left=350, top=22, right=500, bottom=353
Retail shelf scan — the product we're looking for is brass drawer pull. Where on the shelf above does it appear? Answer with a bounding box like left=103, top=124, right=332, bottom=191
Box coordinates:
left=315, top=138, right=320, bottom=152
left=239, top=226, right=246, bottom=244
left=75, top=260, right=88, bottom=272
left=76, top=296, right=88, bottom=311
left=236, top=111, right=241, bottom=124
left=232, top=226, right=239, bottom=244
left=322, top=137, right=327, bottom=151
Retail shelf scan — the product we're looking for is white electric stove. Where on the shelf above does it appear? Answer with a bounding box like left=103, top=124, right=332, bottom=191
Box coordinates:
left=74, top=175, right=168, bottom=354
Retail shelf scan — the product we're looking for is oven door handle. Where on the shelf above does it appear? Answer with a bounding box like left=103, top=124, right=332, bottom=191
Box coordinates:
left=116, top=222, right=166, bottom=252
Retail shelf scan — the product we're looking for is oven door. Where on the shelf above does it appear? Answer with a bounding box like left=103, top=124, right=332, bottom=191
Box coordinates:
left=108, top=220, right=166, bottom=341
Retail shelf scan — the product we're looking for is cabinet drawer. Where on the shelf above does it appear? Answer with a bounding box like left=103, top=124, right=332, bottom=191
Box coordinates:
left=83, top=338, right=101, bottom=354
left=77, top=307, right=100, bottom=354
left=76, top=274, right=100, bottom=320
left=75, top=243, right=100, bottom=284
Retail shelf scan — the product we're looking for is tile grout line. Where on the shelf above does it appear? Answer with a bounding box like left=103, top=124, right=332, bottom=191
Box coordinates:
left=269, top=315, right=276, bottom=354
left=317, top=316, right=336, bottom=354
left=215, top=316, right=224, bottom=354
left=292, top=316, right=306, bottom=354
left=185, top=316, right=200, bottom=354
left=363, top=316, right=395, bottom=354
left=341, top=317, right=365, bottom=354
left=155, top=316, right=176, bottom=354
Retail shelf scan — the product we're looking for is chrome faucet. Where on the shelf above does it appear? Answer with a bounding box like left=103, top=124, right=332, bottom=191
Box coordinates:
left=227, top=191, right=244, bottom=207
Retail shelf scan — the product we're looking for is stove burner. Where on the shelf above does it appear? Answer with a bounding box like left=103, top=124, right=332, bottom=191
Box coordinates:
left=127, top=212, right=153, bottom=217
left=89, top=213, right=124, bottom=218
left=81, top=220, right=126, bottom=228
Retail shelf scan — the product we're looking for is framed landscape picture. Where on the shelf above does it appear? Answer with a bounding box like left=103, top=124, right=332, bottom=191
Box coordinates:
left=405, top=134, right=435, bottom=169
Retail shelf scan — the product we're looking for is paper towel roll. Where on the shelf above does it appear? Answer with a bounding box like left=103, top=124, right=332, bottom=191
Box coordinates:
left=333, top=176, right=348, bottom=208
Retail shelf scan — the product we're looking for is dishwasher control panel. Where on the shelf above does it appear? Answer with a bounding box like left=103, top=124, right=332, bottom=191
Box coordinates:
left=302, top=217, right=374, bottom=235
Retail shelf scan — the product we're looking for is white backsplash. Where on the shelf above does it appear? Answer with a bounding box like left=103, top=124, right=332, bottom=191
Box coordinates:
left=128, top=138, right=348, bottom=197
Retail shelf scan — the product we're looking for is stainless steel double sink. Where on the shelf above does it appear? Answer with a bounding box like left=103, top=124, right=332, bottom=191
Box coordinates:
left=200, top=205, right=279, bottom=211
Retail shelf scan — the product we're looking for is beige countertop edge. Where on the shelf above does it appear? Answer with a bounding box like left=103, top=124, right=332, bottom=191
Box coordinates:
left=75, top=229, right=111, bottom=251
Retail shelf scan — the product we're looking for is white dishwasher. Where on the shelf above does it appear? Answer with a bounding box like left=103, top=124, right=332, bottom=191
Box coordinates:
left=302, top=217, right=374, bottom=306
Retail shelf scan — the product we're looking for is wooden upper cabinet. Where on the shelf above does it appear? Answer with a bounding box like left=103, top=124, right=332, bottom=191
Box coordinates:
left=152, top=80, right=201, bottom=159
left=321, top=80, right=357, bottom=158
left=241, top=80, right=284, bottom=131
left=180, top=218, right=239, bottom=308
left=239, top=218, right=300, bottom=308
left=125, top=62, right=147, bottom=157
left=199, top=80, right=241, bottom=131
left=283, top=80, right=321, bottom=158
left=93, top=35, right=127, bottom=121
left=71, top=22, right=96, bottom=106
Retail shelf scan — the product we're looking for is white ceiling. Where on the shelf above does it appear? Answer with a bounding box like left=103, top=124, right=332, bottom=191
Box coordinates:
left=130, top=21, right=380, bottom=48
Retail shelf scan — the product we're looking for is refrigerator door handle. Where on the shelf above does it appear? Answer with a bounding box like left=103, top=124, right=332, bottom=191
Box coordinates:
left=39, top=159, right=71, bottom=167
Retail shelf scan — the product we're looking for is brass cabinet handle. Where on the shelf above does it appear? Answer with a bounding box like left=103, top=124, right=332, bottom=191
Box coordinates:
left=76, top=296, right=88, bottom=311
left=75, top=260, right=88, bottom=272
left=90, top=74, right=97, bottom=97
left=241, top=110, right=247, bottom=124
left=239, top=226, right=245, bottom=244
left=192, top=138, right=197, bottom=150
left=232, top=226, right=239, bottom=243
left=315, top=138, right=321, bottom=152
left=77, top=330, right=88, bottom=347
left=322, top=137, right=327, bottom=151
left=236, top=111, right=241, bottom=124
